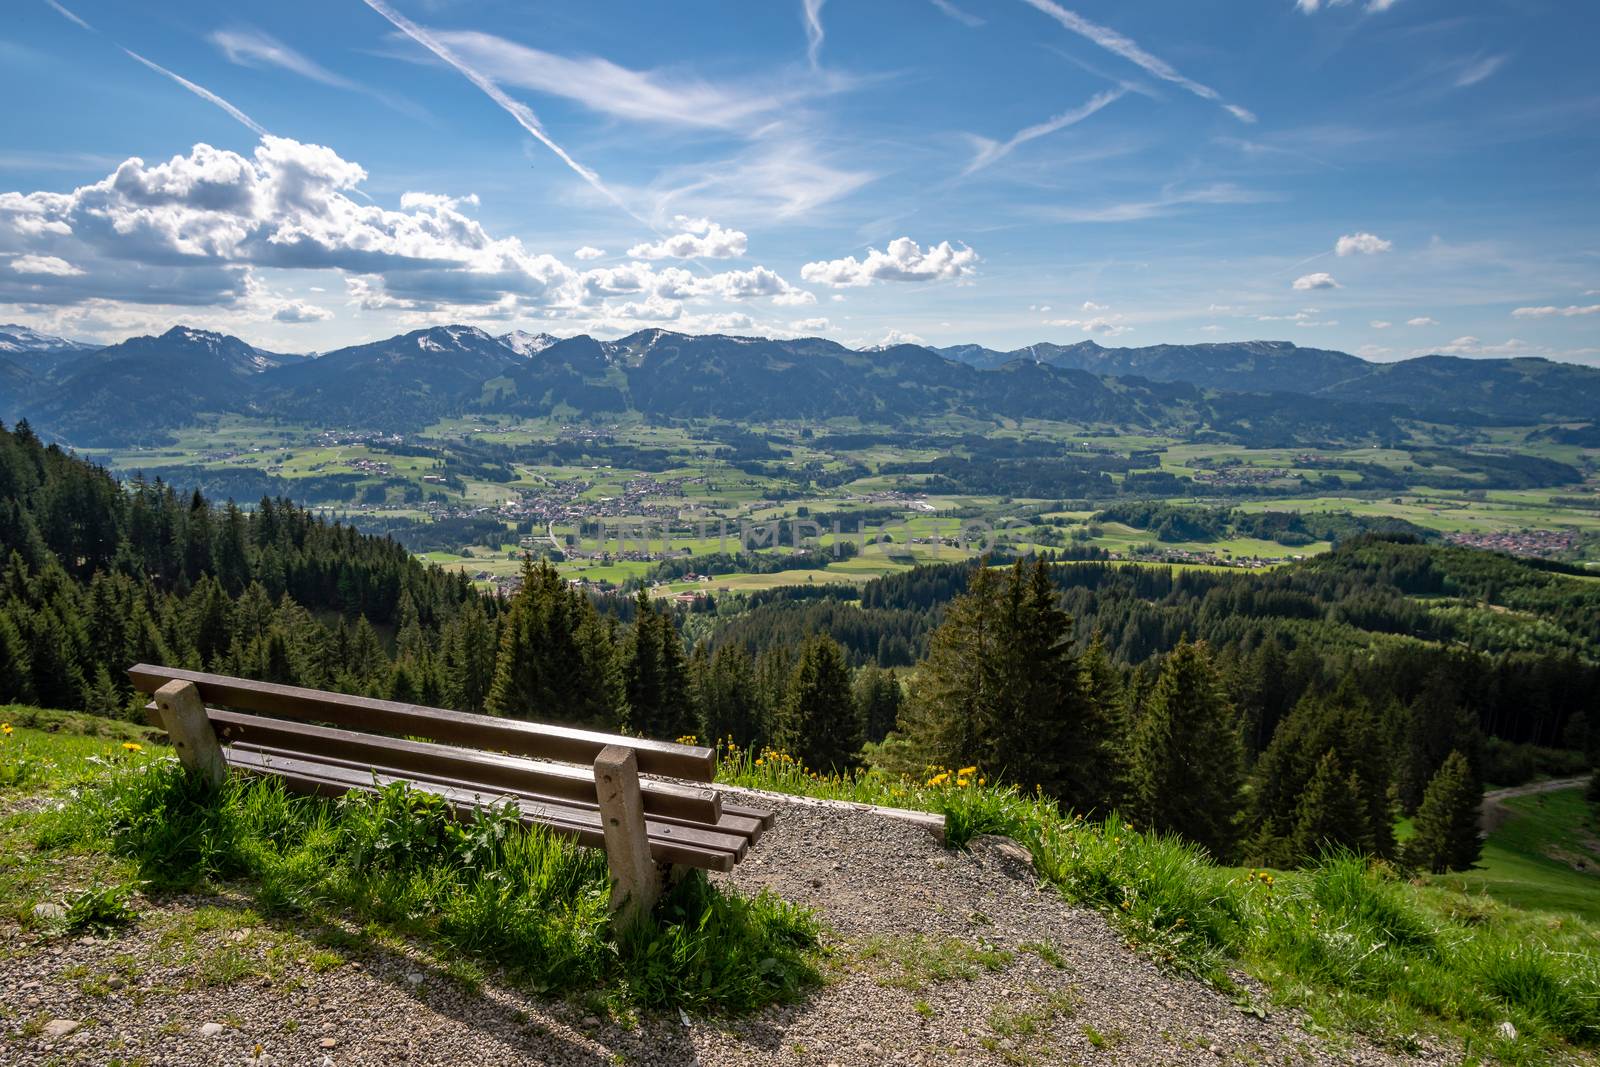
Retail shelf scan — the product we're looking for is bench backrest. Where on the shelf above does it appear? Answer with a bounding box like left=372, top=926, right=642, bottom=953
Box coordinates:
left=127, top=663, right=715, bottom=782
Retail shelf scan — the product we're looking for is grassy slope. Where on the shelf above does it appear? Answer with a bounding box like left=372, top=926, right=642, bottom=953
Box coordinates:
left=1433, top=788, right=1600, bottom=923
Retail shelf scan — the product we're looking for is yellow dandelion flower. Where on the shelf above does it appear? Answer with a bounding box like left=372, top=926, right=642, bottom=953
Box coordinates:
left=957, top=766, right=978, bottom=777
left=122, top=741, right=143, bottom=752
left=1, top=722, right=11, bottom=735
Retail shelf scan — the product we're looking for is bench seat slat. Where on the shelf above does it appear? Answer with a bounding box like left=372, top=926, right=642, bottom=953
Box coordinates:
left=224, top=746, right=742, bottom=871
left=130, top=664, right=715, bottom=782
left=228, top=739, right=765, bottom=846
left=200, top=707, right=724, bottom=825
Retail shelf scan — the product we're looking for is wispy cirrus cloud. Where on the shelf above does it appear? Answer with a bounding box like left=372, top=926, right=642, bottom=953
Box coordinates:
left=428, top=30, right=800, bottom=132
left=964, top=87, right=1125, bottom=175
left=1049, top=183, right=1272, bottom=223
left=1454, top=53, right=1508, bottom=89
left=358, top=0, right=634, bottom=220
left=929, top=0, right=984, bottom=28
left=42, top=0, right=92, bottom=32
left=122, top=49, right=270, bottom=137
left=1511, top=304, right=1600, bottom=318
left=41, top=0, right=271, bottom=138
left=211, top=29, right=355, bottom=89
left=803, top=0, right=826, bottom=69
left=1019, top=0, right=1253, bottom=122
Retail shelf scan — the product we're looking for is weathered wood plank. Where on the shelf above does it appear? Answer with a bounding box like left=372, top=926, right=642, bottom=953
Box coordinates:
left=129, top=664, right=715, bottom=781
left=153, top=680, right=226, bottom=788
left=593, top=745, right=661, bottom=926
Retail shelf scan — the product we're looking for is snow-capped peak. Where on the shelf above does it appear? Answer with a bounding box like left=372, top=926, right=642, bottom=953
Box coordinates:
left=500, top=330, right=559, bottom=357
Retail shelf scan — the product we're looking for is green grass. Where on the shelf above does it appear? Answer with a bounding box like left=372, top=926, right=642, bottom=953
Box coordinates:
left=1431, top=788, right=1600, bottom=922
left=717, top=745, right=1600, bottom=1061
left=6, top=729, right=821, bottom=1015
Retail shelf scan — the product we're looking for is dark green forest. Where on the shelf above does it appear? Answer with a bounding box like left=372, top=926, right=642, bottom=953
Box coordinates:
left=3, top=418, right=1596, bottom=873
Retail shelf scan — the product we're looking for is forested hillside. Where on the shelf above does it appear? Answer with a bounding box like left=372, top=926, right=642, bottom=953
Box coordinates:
left=4, top=416, right=1595, bottom=875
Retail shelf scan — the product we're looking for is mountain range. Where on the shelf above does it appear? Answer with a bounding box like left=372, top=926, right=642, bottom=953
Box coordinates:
left=0, top=324, right=1596, bottom=447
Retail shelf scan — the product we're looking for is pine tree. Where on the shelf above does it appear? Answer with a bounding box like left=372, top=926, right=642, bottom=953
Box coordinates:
left=1130, top=639, right=1244, bottom=861
left=0, top=609, right=32, bottom=703
left=486, top=558, right=623, bottom=727
left=623, top=590, right=695, bottom=740
left=1067, top=632, right=1129, bottom=815
left=440, top=599, right=497, bottom=713
left=777, top=634, right=860, bottom=772
left=853, top=664, right=904, bottom=745
left=695, top=643, right=765, bottom=749
left=1288, top=749, right=1371, bottom=863
left=899, top=560, right=1091, bottom=798
left=1404, top=750, right=1483, bottom=873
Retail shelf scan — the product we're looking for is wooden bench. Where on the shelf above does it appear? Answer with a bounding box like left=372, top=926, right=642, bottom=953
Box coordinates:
left=127, top=663, right=773, bottom=927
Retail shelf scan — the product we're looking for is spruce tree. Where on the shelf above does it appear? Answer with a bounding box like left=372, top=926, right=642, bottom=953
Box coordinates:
left=1130, top=639, right=1244, bottom=861
left=623, top=590, right=695, bottom=740
left=1289, top=749, right=1371, bottom=863
left=1405, top=750, right=1483, bottom=873
left=486, top=557, right=623, bottom=727
left=777, top=634, right=861, bottom=772
left=695, top=643, right=765, bottom=749
left=853, top=664, right=904, bottom=745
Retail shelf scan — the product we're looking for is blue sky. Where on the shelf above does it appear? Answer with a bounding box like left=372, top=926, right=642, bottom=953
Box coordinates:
left=2, top=0, right=1597, bottom=363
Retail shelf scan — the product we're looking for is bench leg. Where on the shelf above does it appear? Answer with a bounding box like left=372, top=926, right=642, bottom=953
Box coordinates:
left=154, top=680, right=228, bottom=789
left=593, top=745, right=660, bottom=931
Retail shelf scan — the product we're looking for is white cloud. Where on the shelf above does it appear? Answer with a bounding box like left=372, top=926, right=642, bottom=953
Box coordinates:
left=573, top=246, right=605, bottom=260
left=1455, top=54, right=1508, bottom=89
left=359, top=0, right=627, bottom=216
left=1434, top=336, right=1534, bottom=357
left=1051, top=183, right=1270, bottom=223
left=803, top=0, right=826, bottom=68
left=211, top=29, right=354, bottom=89
left=1020, top=0, right=1252, bottom=121
left=627, top=218, right=748, bottom=260
left=1336, top=232, right=1391, bottom=256
left=1407, top=316, right=1439, bottom=326
left=790, top=316, right=832, bottom=332
left=10, top=254, right=83, bottom=276
left=428, top=31, right=798, bottom=132
left=873, top=328, right=926, bottom=348
left=273, top=300, right=333, bottom=323
left=1044, top=314, right=1130, bottom=336
left=1200, top=324, right=1222, bottom=332
left=964, top=88, right=1124, bottom=175
left=1224, top=105, right=1258, bottom=124
left=1082, top=300, right=1108, bottom=311
left=122, top=49, right=269, bottom=138
left=1357, top=344, right=1391, bottom=358
left=1369, top=320, right=1392, bottom=329
left=801, top=237, right=978, bottom=288
left=1292, top=272, right=1340, bottom=290
left=1299, top=0, right=1401, bottom=13
left=929, top=0, right=984, bottom=27
left=44, top=0, right=93, bottom=31
left=1511, top=304, right=1600, bottom=318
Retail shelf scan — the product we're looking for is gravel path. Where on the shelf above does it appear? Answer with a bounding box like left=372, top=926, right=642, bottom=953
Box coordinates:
left=1, top=797, right=1475, bottom=1066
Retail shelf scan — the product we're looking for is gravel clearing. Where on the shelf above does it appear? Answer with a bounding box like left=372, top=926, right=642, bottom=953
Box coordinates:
left=0, top=796, right=1476, bottom=1065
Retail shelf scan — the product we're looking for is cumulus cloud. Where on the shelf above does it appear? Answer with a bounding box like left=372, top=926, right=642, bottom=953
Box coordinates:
left=0, top=137, right=807, bottom=322
left=801, top=237, right=977, bottom=288
left=1044, top=314, right=1130, bottom=336
left=871, top=328, right=927, bottom=348
left=1434, top=336, right=1534, bottom=356
left=1336, top=232, right=1391, bottom=256
left=10, top=254, right=83, bottom=276
left=1511, top=304, right=1600, bottom=318
left=627, top=218, right=748, bottom=259
left=1370, top=320, right=1392, bottom=329
left=1407, top=316, right=1439, bottom=326
left=573, top=246, right=605, bottom=260
left=791, top=317, right=832, bottom=332
left=273, top=300, right=334, bottom=322
left=1292, top=272, right=1340, bottom=291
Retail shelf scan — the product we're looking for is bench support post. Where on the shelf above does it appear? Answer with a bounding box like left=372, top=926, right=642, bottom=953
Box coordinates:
left=593, top=744, right=660, bottom=930
left=154, top=679, right=227, bottom=789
